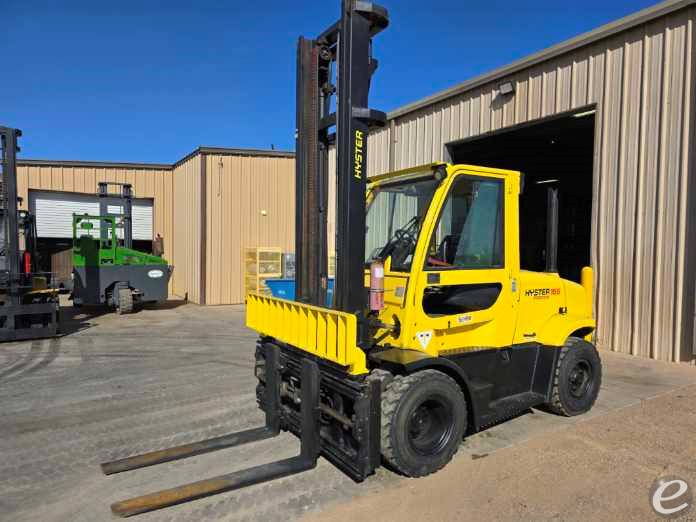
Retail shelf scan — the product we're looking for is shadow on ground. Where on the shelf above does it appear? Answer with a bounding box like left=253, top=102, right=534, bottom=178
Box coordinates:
left=58, top=299, right=188, bottom=335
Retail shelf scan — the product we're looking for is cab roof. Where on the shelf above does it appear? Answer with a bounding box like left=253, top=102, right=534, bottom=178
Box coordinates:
left=367, top=162, right=521, bottom=187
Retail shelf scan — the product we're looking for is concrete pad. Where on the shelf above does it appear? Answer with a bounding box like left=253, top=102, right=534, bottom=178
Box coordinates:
left=0, top=303, right=694, bottom=521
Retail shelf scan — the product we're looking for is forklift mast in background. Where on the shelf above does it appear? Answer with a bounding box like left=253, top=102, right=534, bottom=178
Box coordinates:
left=18, top=210, right=39, bottom=273
left=295, top=0, right=388, bottom=312
left=98, top=181, right=133, bottom=249
left=0, top=126, right=59, bottom=341
left=0, top=127, right=22, bottom=280
left=0, top=129, right=40, bottom=279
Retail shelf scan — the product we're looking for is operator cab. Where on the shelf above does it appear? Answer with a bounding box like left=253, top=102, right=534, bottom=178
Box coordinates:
left=365, top=163, right=593, bottom=354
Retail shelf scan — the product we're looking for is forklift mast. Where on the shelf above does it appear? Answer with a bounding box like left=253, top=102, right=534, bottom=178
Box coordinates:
left=1, top=127, right=46, bottom=280
left=0, top=126, right=59, bottom=341
left=295, top=0, right=388, bottom=313
left=18, top=210, right=39, bottom=273
left=98, top=181, right=133, bottom=249
left=0, top=127, right=22, bottom=284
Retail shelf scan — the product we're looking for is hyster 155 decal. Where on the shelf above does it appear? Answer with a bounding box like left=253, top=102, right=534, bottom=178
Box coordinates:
left=525, top=288, right=561, bottom=299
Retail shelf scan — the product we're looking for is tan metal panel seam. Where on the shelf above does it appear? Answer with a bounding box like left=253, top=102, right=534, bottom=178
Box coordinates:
left=200, top=152, right=207, bottom=305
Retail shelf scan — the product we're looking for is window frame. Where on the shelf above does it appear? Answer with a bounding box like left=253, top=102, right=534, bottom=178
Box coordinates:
left=365, top=176, right=442, bottom=271
left=422, top=174, right=506, bottom=272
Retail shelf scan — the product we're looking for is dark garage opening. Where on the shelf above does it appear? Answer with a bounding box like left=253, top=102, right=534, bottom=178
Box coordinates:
left=447, top=110, right=595, bottom=282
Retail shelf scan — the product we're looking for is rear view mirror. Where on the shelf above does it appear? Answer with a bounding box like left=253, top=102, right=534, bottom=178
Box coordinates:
left=80, top=222, right=94, bottom=230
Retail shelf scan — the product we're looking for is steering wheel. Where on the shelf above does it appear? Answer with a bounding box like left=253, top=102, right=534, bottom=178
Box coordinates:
left=375, top=216, right=420, bottom=266
left=388, top=228, right=417, bottom=267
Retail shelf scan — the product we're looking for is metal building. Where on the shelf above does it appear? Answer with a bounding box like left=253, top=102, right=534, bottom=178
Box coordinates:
left=17, top=159, right=175, bottom=291
left=17, top=160, right=170, bottom=241
left=365, top=0, right=696, bottom=363
left=14, top=0, right=696, bottom=365
left=171, top=148, right=295, bottom=305
left=17, top=147, right=295, bottom=306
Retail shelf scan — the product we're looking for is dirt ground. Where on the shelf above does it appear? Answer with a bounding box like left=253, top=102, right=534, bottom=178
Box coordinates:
left=0, top=302, right=695, bottom=521
left=305, top=382, right=696, bottom=522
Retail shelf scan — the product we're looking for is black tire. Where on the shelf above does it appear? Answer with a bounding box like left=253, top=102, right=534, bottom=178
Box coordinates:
left=116, top=288, right=134, bottom=315
left=381, top=370, right=467, bottom=477
left=547, top=337, right=602, bottom=416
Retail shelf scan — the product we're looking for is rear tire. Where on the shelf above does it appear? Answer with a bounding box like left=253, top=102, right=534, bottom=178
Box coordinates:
left=546, top=337, right=602, bottom=416
left=381, top=370, right=466, bottom=477
left=116, top=288, right=134, bottom=315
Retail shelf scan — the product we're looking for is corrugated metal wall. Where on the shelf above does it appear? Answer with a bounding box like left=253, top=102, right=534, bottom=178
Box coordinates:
left=17, top=162, right=174, bottom=292
left=171, top=155, right=202, bottom=303
left=204, top=153, right=295, bottom=305
left=365, top=8, right=696, bottom=363
left=17, top=150, right=297, bottom=307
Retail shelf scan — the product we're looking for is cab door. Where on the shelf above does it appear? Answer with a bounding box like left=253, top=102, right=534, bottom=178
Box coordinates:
left=408, top=170, right=520, bottom=355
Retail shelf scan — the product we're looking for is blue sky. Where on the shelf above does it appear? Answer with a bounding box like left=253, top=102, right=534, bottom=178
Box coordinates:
left=2, top=0, right=657, bottom=163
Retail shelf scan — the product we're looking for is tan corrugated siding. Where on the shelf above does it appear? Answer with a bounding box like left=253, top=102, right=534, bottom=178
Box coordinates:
left=367, top=126, right=390, bottom=175
left=366, top=8, right=696, bottom=363
left=17, top=164, right=168, bottom=204
left=680, top=16, right=696, bottom=359
left=204, top=154, right=295, bottom=305
left=17, top=150, right=296, bottom=306
left=17, top=163, right=173, bottom=251
left=172, top=154, right=202, bottom=303
left=18, top=162, right=175, bottom=295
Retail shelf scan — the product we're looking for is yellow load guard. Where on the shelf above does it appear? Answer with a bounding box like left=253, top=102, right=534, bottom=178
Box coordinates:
left=246, top=293, right=368, bottom=375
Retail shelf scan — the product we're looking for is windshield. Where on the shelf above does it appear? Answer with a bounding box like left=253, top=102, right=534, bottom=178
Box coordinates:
left=365, top=177, right=440, bottom=271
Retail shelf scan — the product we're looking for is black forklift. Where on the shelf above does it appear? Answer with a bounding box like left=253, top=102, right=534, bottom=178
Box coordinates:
left=0, top=126, right=60, bottom=341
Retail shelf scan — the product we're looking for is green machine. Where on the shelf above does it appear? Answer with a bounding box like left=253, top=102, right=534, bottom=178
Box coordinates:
left=71, top=182, right=172, bottom=314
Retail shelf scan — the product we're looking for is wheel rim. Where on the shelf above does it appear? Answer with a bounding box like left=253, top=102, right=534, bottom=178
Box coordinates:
left=407, top=394, right=455, bottom=456
left=569, top=359, right=593, bottom=399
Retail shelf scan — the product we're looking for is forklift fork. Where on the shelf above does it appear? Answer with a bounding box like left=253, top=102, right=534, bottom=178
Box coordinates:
left=102, top=345, right=322, bottom=517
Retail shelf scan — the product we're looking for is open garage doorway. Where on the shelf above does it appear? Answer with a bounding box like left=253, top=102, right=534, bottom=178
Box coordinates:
left=447, top=109, right=595, bottom=282
left=28, top=190, right=156, bottom=291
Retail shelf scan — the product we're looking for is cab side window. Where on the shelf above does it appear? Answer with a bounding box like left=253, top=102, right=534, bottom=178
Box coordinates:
left=426, top=177, right=504, bottom=269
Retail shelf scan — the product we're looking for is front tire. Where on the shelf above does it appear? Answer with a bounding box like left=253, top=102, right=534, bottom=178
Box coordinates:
left=547, top=337, right=602, bottom=416
left=381, top=370, right=467, bottom=477
left=116, top=288, right=134, bottom=315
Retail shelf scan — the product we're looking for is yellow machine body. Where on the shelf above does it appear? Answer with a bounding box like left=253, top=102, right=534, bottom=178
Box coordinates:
left=247, top=293, right=369, bottom=375
left=246, top=163, right=595, bottom=376
left=101, top=4, right=604, bottom=509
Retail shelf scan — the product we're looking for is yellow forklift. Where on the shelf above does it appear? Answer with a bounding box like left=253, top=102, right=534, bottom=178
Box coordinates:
left=102, top=1, right=600, bottom=516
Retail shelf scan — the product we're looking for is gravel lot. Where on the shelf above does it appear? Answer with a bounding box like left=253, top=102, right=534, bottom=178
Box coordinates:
left=1, top=302, right=694, bottom=521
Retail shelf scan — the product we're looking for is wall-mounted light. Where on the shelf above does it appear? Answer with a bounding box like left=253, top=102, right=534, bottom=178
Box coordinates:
left=261, top=210, right=268, bottom=216
left=499, top=81, right=515, bottom=95
left=573, top=109, right=596, bottom=118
